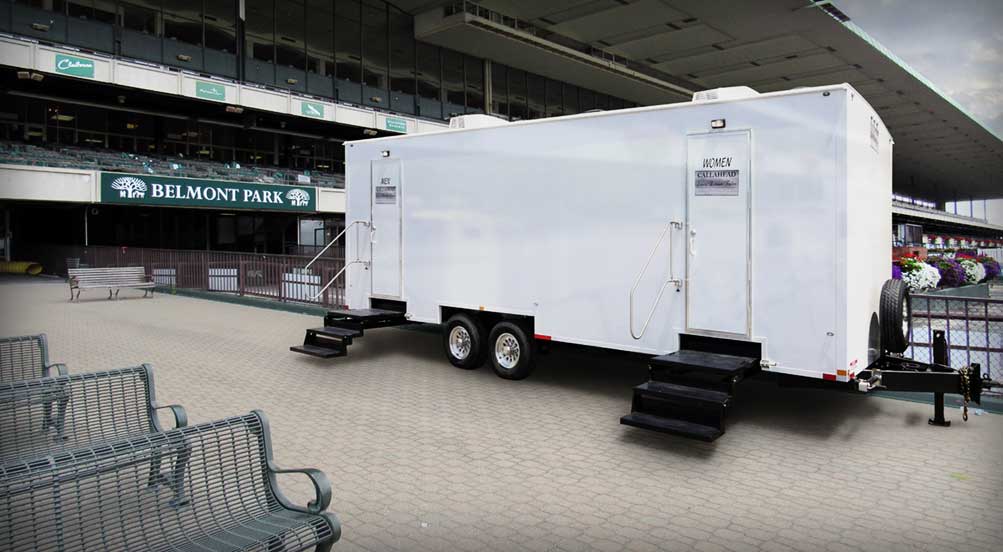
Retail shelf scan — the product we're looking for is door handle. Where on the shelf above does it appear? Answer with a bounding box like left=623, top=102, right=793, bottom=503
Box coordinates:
left=689, top=228, right=697, bottom=256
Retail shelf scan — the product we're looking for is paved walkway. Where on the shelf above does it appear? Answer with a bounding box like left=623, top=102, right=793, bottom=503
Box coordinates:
left=2, top=278, right=1001, bottom=552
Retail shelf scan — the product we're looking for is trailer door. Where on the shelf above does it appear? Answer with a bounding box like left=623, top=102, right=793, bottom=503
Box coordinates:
left=686, top=131, right=751, bottom=337
left=371, top=159, right=402, bottom=298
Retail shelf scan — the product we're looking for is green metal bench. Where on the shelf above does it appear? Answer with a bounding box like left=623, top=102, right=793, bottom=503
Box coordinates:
left=0, top=411, right=341, bottom=551
left=0, top=334, right=66, bottom=384
left=0, top=364, right=186, bottom=465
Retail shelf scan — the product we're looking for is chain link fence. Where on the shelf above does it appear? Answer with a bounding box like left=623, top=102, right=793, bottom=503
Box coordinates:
left=907, top=291, right=1003, bottom=382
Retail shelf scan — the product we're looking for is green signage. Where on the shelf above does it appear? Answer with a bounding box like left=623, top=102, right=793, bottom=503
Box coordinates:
left=100, top=172, right=316, bottom=212
left=54, top=54, right=95, bottom=78
left=385, top=117, right=407, bottom=133
left=301, top=101, right=325, bottom=118
left=195, top=81, right=227, bottom=102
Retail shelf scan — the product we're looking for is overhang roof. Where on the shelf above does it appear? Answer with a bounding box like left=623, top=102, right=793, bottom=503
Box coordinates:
left=395, top=0, right=1003, bottom=202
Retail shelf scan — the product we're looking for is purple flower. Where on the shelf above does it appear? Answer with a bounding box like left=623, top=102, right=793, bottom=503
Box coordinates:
left=979, top=256, right=1001, bottom=281
left=927, top=257, right=966, bottom=287
left=892, top=264, right=902, bottom=280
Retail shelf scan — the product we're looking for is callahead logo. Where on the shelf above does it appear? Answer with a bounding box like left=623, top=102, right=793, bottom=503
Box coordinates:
left=110, top=176, right=148, bottom=199
left=286, top=188, right=310, bottom=207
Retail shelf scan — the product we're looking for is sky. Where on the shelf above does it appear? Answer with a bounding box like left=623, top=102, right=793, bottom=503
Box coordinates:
left=836, top=0, right=1003, bottom=138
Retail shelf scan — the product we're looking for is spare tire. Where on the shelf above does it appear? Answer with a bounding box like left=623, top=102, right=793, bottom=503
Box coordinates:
left=880, top=279, right=911, bottom=354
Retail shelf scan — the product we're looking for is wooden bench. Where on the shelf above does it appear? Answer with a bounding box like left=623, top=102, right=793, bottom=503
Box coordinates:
left=0, top=364, right=186, bottom=465
left=0, top=334, right=67, bottom=384
left=68, top=266, right=155, bottom=301
left=0, top=410, right=341, bottom=552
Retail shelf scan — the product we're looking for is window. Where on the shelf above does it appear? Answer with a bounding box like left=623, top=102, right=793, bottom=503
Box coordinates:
left=275, top=0, right=306, bottom=70
left=594, top=92, right=609, bottom=110
left=23, top=0, right=67, bottom=11
left=361, top=0, right=387, bottom=91
left=389, top=7, right=415, bottom=96
left=163, top=1, right=202, bottom=45
left=490, top=63, right=507, bottom=118
left=579, top=88, right=595, bottom=112
left=306, top=0, right=334, bottom=75
left=464, top=56, right=484, bottom=113
left=545, top=78, right=563, bottom=117
left=205, top=0, right=236, bottom=53
left=442, top=49, right=464, bottom=114
left=527, top=73, right=544, bottom=119
left=508, top=68, right=527, bottom=120
left=416, top=42, right=440, bottom=101
left=563, top=83, right=578, bottom=115
left=68, top=1, right=116, bottom=24
left=245, top=0, right=275, bottom=63
left=122, top=1, right=160, bottom=35
left=334, top=0, right=362, bottom=84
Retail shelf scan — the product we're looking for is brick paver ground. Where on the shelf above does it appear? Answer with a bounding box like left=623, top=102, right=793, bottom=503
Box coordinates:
left=2, top=278, right=1001, bottom=552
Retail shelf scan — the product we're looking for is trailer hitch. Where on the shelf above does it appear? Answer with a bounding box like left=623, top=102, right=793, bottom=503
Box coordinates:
left=855, top=330, right=994, bottom=426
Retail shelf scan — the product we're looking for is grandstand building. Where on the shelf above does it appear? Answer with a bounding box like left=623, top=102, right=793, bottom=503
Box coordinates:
left=0, top=0, right=1000, bottom=269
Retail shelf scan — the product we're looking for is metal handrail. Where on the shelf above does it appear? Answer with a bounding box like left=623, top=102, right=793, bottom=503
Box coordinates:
left=304, top=220, right=369, bottom=271
left=312, top=260, right=368, bottom=300
left=629, top=221, right=683, bottom=340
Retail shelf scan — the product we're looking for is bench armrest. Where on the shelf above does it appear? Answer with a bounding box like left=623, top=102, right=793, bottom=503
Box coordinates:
left=45, top=363, right=68, bottom=377
left=272, top=467, right=332, bottom=514
left=154, top=403, right=188, bottom=429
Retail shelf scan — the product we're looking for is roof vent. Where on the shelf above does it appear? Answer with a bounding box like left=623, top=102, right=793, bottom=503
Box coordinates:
left=692, top=86, right=760, bottom=102
left=448, top=114, right=509, bottom=129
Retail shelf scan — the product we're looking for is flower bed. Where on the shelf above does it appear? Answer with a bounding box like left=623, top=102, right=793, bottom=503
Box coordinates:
left=894, top=252, right=1000, bottom=293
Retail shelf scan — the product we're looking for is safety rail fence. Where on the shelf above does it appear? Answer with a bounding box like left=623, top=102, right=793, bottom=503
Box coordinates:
left=907, top=293, right=1003, bottom=382
left=27, top=244, right=347, bottom=308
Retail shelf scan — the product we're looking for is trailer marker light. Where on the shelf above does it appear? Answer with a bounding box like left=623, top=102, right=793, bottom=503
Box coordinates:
left=534, top=334, right=551, bottom=341
left=836, top=369, right=847, bottom=377
left=822, top=373, right=836, bottom=381
left=479, top=306, right=485, bottom=311
left=711, top=119, right=726, bottom=129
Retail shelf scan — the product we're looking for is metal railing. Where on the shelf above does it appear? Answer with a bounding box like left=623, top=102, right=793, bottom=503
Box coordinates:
left=30, top=244, right=347, bottom=307
left=629, top=221, right=682, bottom=339
left=907, top=292, right=1003, bottom=381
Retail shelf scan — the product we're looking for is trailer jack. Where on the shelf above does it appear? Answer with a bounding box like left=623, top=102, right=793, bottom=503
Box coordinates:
left=856, top=330, right=995, bottom=426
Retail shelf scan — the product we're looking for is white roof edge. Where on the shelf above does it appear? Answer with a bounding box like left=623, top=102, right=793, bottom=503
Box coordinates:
left=345, top=83, right=857, bottom=145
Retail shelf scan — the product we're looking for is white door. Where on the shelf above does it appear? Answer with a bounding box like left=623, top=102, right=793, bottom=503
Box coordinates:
left=371, top=159, right=402, bottom=298
left=686, top=131, right=751, bottom=336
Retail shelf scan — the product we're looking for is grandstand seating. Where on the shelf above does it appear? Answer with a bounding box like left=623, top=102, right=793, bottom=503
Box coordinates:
left=0, top=141, right=345, bottom=189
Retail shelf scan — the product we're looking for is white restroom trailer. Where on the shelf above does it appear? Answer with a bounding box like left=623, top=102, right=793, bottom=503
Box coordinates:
left=292, top=83, right=987, bottom=440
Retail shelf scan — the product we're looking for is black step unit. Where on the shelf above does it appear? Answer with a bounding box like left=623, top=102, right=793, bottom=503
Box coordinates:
left=623, top=381, right=730, bottom=435
left=291, top=307, right=409, bottom=360
left=289, top=344, right=345, bottom=359
left=323, top=307, right=408, bottom=335
left=622, top=341, right=761, bottom=442
left=620, top=412, right=723, bottom=442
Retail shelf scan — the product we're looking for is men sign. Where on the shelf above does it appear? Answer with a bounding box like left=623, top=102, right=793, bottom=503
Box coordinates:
left=101, top=173, right=317, bottom=212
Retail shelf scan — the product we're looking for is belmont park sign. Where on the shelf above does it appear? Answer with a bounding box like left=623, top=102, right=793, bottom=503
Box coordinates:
left=100, top=172, right=317, bottom=212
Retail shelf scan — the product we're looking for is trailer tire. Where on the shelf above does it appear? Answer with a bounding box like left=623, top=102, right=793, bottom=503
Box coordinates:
left=444, top=313, right=486, bottom=369
left=880, top=278, right=911, bottom=354
left=488, top=321, right=534, bottom=380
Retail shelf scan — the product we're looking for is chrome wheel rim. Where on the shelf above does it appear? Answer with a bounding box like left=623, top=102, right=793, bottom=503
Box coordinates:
left=449, top=326, right=472, bottom=360
left=495, top=332, right=521, bottom=369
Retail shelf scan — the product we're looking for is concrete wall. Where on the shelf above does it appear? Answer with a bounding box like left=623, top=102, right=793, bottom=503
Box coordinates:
left=0, top=165, right=98, bottom=203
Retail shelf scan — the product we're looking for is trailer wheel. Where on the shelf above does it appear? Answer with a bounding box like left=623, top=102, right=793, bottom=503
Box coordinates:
left=488, top=321, right=534, bottom=380
left=443, top=313, right=486, bottom=369
left=880, top=279, right=911, bottom=354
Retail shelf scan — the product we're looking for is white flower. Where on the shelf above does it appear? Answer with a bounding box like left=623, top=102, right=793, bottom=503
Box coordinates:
left=901, top=262, right=940, bottom=292
left=959, top=259, right=986, bottom=284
